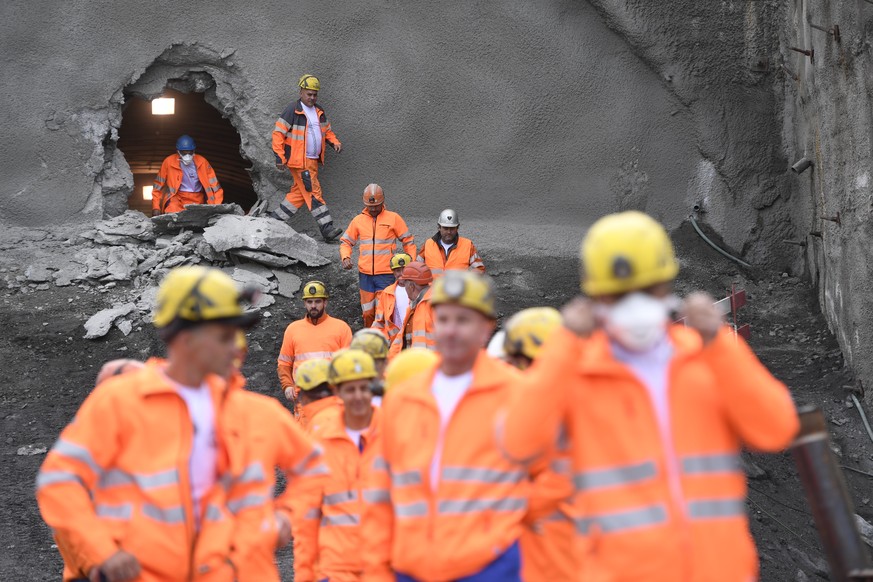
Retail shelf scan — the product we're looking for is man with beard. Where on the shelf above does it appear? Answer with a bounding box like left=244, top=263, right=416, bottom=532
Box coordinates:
left=278, top=280, right=352, bottom=406
left=418, top=209, right=485, bottom=278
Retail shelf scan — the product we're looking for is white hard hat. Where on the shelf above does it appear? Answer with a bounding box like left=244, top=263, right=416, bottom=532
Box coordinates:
left=438, top=208, right=460, bottom=227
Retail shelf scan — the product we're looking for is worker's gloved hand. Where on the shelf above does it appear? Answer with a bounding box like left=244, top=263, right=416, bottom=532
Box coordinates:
left=284, top=386, right=298, bottom=404
left=275, top=162, right=285, bottom=171
left=332, top=142, right=342, bottom=153
left=680, top=291, right=723, bottom=346
left=91, top=550, right=140, bottom=582
left=275, top=511, right=292, bottom=548
left=151, top=210, right=160, bottom=217
left=561, top=296, right=597, bottom=338
left=341, top=257, right=353, bottom=270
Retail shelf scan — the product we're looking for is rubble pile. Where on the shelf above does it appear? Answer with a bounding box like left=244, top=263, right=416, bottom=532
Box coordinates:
left=10, top=205, right=325, bottom=339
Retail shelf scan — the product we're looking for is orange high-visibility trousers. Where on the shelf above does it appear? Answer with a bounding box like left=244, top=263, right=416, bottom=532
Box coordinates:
left=164, top=191, right=207, bottom=213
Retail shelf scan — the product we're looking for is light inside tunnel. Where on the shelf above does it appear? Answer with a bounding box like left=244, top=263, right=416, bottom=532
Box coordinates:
left=151, top=98, right=175, bottom=115
left=142, top=186, right=153, bottom=200
left=117, top=89, right=257, bottom=215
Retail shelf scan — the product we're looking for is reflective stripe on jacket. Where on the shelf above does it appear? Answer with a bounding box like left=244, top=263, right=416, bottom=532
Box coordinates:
left=152, top=154, right=223, bottom=212
left=271, top=100, right=340, bottom=168
left=277, top=314, right=353, bottom=390
left=500, top=326, right=800, bottom=582
left=340, top=208, right=417, bottom=275
left=419, top=235, right=485, bottom=278
left=35, top=360, right=265, bottom=582
left=362, top=352, right=526, bottom=581
left=289, top=406, right=382, bottom=581
left=372, top=283, right=402, bottom=354
left=397, top=287, right=434, bottom=354
left=227, top=372, right=326, bottom=582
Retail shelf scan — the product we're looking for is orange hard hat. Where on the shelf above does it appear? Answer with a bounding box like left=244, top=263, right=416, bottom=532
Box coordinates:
left=399, top=261, right=433, bottom=285
left=363, top=183, right=385, bottom=206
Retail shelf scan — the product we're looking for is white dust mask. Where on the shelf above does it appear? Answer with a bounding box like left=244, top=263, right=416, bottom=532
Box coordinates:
left=180, top=153, right=194, bottom=165
left=598, top=292, right=676, bottom=353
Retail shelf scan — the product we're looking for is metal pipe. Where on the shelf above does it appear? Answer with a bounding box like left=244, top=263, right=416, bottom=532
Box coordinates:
left=688, top=215, right=753, bottom=268
left=791, top=406, right=873, bottom=581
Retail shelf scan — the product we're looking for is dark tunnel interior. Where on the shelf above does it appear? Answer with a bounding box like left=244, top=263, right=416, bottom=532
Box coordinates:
left=117, top=89, right=257, bottom=214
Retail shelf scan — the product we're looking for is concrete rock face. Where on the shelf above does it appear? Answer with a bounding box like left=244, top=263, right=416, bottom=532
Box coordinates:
left=203, top=215, right=329, bottom=267
left=781, top=1, right=873, bottom=395
left=3, top=0, right=712, bottom=241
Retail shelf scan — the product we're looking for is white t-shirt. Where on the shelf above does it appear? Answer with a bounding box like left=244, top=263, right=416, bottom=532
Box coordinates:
left=345, top=426, right=365, bottom=451
left=301, top=103, right=322, bottom=159
left=168, top=376, right=217, bottom=524
left=429, top=369, right=473, bottom=489
left=393, top=284, right=410, bottom=328
left=439, top=239, right=454, bottom=256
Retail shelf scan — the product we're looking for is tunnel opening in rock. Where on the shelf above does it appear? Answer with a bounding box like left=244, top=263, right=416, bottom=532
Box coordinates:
left=117, top=88, right=256, bottom=214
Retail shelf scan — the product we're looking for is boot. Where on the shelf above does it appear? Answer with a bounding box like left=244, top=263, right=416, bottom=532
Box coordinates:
left=312, top=202, right=343, bottom=242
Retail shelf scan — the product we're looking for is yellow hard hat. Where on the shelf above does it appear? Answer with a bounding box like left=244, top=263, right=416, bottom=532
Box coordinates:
left=351, top=329, right=390, bottom=360
left=302, top=280, right=329, bottom=300
left=295, top=359, right=332, bottom=391
left=298, top=74, right=320, bottom=91
left=390, top=252, right=413, bottom=271
left=384, top=348, right=439, bottom=393
left=329, top=349, right=378, bottom=385
left=431, top=270, right=496, bottom=319
left=580, top=211, right=679, bottom=296
left=153, top=266, right=259, bottom=332
left=503, top=307, right=562, bottom=360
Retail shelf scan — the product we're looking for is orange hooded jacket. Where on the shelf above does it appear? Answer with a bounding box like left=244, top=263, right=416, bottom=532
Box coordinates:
left=340, top=208, right=417, bottom=276
left=500, top=325, right=799, bottom=582
left=35, top=359, right=309, bottom=582
left=152, top=153, right=223, bottom=213
left=286, top=406, right=382, bottom=582
left=419, top=235, right=485, bottom=278
left=361, top=352, right=528, bottom=581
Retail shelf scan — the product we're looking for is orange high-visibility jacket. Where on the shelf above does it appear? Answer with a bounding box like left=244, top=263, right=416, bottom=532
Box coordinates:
left=361, top=352, right=527, bottom=581
left=419, top=235, right=485, bottom=278
left=278, top=314, right=353, bottom=390
left=340, top=208, right=417, bottom=275
left=152, top=154, right=223, bottom=213
left=35, top=360, right=282, bottom=582
left=521, top=453, right=577, bottom=582
left=500, top=326, right=800, bottom=582
left=271, top=100, right=340, bottom=168
left=223, top=371, right=328, bottom=582
left=288, top=406, right=382, bottom=582
left=396, top=287, right=434, bottom=354
left=372, top=282, right=403, bottom=353
left=302, top=396, right=343, bottom=431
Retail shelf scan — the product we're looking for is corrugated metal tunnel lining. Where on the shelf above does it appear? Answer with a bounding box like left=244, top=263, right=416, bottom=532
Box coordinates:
left=117, top=88, right=257, bottom=213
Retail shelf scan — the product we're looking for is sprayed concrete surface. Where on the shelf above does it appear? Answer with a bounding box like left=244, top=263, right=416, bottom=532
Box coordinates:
left=781, top=0, right=873, bottom=398
left=0, top=0, right=791, bottom=262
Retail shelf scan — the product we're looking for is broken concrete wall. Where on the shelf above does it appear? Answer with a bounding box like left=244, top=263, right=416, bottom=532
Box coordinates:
left=781, top=0, right=873, bottom=395
left=1, top=0, right=787, bottom=262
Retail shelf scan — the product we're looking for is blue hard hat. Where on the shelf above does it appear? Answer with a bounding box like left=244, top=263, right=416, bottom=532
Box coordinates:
left=176, top=135, right=196, bottom=151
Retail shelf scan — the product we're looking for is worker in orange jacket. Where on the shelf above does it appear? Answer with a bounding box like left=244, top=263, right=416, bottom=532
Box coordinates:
left=371, top=252, right=413, bottom=355
left=362, top=270, right=528, bottom=582
left=418, top=209, right=485, bottom=278
left=295, top=358, right=342, bottom=429
left=500, top=211, right=800, bottom=582
left=89, top=341, right=328, bottom=582
left=278, top=280, right=353, bottom=404
left=394, top=261, right=435, bottom=355
left=152, top=135, right=224, bottom=216
left=502, top=307, right=577, bottom=582
left=35, top=266, right=322, bottom=582
left=270, top=74, right=343, bottom=241
left=340, top=184, right=417, bottom=326
left=288, top=349, right=383, bottom=582
left=351, top=328, right=392, bottom=405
